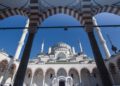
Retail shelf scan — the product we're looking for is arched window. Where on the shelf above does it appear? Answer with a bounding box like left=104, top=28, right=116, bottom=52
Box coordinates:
left=50, top=74, right=53, bottom=79
left=9, top=64, right=16, bottom=75
left=57, top=68, right=67, bottom=77
left=71, top=74, right=74, bottom=78
left=81, top=68, right=91, bottom=86
left=0, top=60, right=8, bottom=72
left=69, top=68, right=80, bottom=86
left=45, top=68, right=55, bottom=85
left=33, top=68, right=43, bottom=86
left=57, top=52, right=66, bottom=61
left=28, top=73, right=31, bottom=78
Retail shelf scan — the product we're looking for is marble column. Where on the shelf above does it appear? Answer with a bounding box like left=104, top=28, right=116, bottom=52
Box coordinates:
left=11, top=70, right=16, bottom=86
left=30, top=75, right=34, bottom=86
left=93, top=17, right=111, bottom=59
left=79, top=73, right=82, bottom=86
left=42, top=73, right=45, bottom=86
left=87, top=31, right=112, bottom=86
left=13, top=32, right=36, bottom=86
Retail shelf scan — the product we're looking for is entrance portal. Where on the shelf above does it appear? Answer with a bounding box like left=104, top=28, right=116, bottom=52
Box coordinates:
left=59, top=80, right=65, bottom=86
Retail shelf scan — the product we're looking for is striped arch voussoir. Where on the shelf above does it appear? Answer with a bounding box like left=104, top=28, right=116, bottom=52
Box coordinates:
left=0, top=8, right=29, bottom=20
left=38, top=7, right=82, bottom=25
left=80, top=14, right=93, bottom=32
left=93, top=6, right=120, bottom=16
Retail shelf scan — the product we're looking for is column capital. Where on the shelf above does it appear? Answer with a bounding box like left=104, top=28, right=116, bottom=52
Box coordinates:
left=84, top=26, right=93, bottom=32
left=81, top=15, right=94, bottom=32
left=28, top=19, right=39, bottom=33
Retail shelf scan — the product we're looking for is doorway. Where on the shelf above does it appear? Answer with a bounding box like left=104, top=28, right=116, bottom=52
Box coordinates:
left=59, top=80, right=65, bottom=86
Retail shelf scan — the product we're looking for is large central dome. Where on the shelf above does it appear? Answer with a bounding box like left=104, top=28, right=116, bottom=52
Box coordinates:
left=51, top=42, right=71, bottom=51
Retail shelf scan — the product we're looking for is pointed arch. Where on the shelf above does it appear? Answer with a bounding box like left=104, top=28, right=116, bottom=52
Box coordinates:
left=33, top=68, right=43, bottom=86
left=9, top=64, right=16, bottom=77
left=24, top=68, right=32, bottom=86
left=39, top=7, right=81, bottom=25
left=81, top=68, right=92, bottom=86
left=45, top=68, right=55, bottom=86
left=68, top=68, right=80, bottom=86
left=0, top=8, right=28, bottom=20
left=93, top=6, right=120, bottom=16
left=57, top=68, right=67, bottom=77
left=0, top=59, right=8, bottom=73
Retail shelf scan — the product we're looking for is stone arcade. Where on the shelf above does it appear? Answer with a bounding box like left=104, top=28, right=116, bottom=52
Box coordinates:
left=0, top=0, right=120, bottom=86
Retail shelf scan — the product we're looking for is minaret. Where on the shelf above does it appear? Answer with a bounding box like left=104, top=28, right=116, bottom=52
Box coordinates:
left=41, top=40, right=44, bottom=53
left=78, top=41, right=83, bottom=53
left=48, top=47, right=51, bottom=54
left=93, top=17, right=111, bottom=59
left=72, top=47, right=76, bottom=54
left=14, top=19, right=29, bottom=60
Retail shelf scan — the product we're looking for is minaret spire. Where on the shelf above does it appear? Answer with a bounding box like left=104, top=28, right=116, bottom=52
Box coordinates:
left=14, top=19, right=29, bottom=60
left=72, top=47, right=76, bottom=54
left=93, top=17, right=111, bottom=59
left=41, top=40, right=44, bottom=53
left=78, top=40, right=83, bottom=53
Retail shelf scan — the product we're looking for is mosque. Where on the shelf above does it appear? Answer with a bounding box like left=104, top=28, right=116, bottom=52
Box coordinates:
left=0, top=39, right=120, bottom=86
left=0, top=0, right=120, bottom=86
left=0, top=40, right=120, bottom=86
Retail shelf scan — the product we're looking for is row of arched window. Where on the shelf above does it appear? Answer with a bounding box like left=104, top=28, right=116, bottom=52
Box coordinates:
left=1, top=58, right=120, bottom=86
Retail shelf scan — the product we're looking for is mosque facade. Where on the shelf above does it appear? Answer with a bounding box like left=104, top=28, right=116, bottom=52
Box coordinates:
left=0, top=41, right=120, bottom=86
